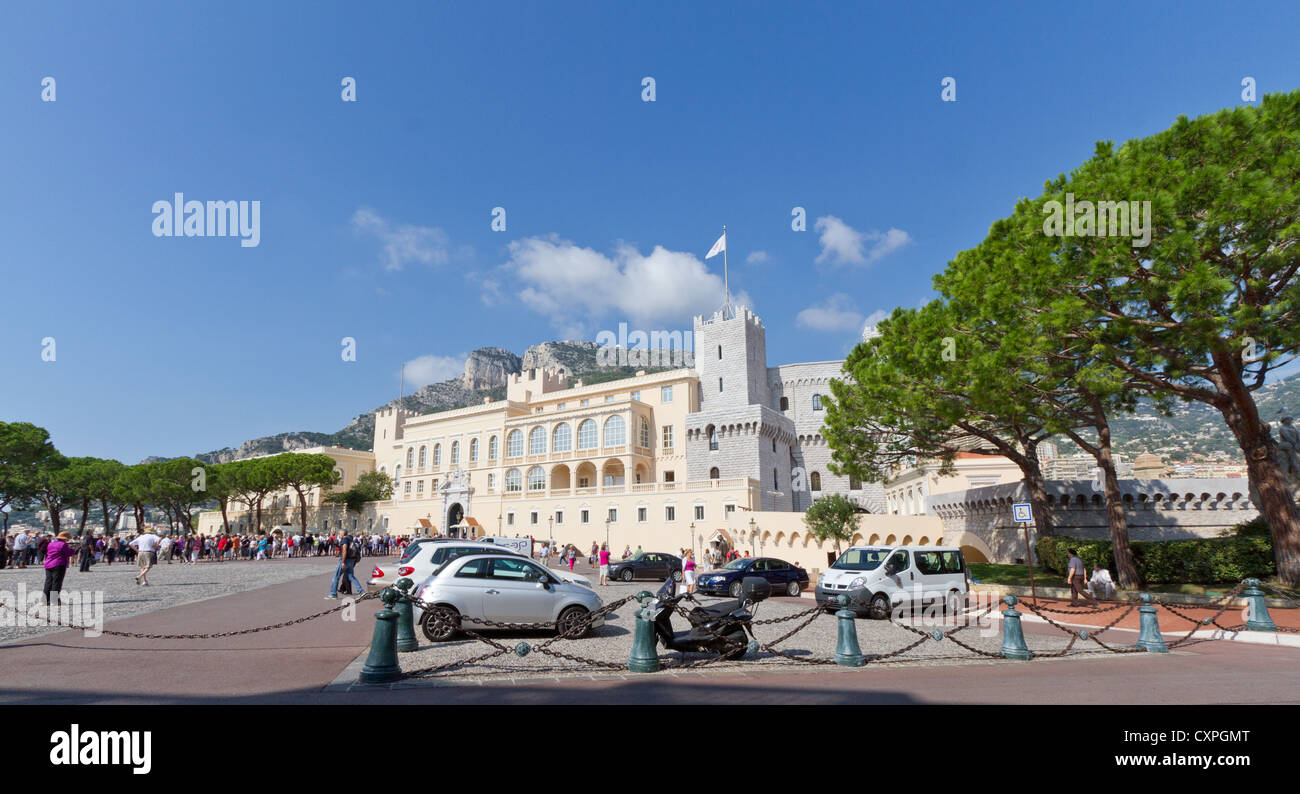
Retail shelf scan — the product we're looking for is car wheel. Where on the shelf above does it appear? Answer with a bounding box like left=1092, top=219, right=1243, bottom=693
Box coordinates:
left=729, top=580, right=743, bottom=598
left=944, top=590, right=961, bottom=615
left=620, top=568, right=634, bottom=582
left=671, top=570, right=683, bottom=583
left=556, top=605, right=590, bottom=639
left=868, top=593, right=891, bottom=620
left=787, top=580, right=801, bottom=597
left=420, top=606, right=461, bottom=642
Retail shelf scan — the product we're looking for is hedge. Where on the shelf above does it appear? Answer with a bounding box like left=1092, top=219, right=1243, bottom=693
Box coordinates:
left=1035, top=534, right=1275, bottom=585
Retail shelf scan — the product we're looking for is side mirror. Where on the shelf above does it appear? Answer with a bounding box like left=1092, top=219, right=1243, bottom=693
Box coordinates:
left=536, top=578, right=550, bottom=589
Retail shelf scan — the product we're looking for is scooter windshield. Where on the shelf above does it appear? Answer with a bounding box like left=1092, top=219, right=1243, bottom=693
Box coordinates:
left=657, top=578, right=676, bottom=598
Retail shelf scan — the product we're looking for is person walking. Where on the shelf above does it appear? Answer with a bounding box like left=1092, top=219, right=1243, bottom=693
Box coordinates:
left=326, top=534, right=365, bottom=599
left=43, top=531, right=74, bottom=607
left=567, top=544, right=577, bottom=572
left=598, top=543, right=611, bottom=586
left=12, top=530, right=31, bottom=569
left=622, top=544, right=631, bottom=560
left=682, top=550, right=697, bottom=595
left=159, top=534, right=174, bottom=565
left=129, top=530, right=161, bottom=586
left=1066, top=549, right=1099, bottom=607
left=77, top=533, right=95, bottom=573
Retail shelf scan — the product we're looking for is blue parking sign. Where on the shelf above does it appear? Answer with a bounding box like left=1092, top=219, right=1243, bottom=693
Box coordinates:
left=1012, top=503, right=1033, bottom=522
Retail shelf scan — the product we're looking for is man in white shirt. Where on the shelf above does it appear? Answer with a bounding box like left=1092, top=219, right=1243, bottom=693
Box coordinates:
left=12, top=530, right=31, bottom=568
left=158, top=535, right=174, bottom=564
left=129, top=531, right=161, bottom=586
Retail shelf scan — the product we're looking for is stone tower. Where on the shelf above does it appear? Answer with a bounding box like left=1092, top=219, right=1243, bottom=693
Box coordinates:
left=686, top=307, right=795, bottom=511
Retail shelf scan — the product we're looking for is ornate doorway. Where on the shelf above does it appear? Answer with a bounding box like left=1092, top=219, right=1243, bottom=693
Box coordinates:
left=446, top=503, right=464, bottom=537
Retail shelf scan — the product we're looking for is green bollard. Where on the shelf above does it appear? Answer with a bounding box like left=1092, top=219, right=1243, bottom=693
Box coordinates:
left=1242, top=578, right=1278, bottom=632
left=393, top=577, right=419, bottom=653
left=359, top=587, right=402, bottom=684
left=627, top=590, right=661, bottom=673
left=1136, top=593, right=1168, bottom=653
left=834, top=595, right=866, bottom=667
left=1000, top=595, right=1032, bottom=660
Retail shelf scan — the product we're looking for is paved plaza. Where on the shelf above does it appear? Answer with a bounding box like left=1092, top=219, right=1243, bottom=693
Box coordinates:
left=0, top=554, right=351, bottom=644
left=0, top=557, right=1295, bottom=704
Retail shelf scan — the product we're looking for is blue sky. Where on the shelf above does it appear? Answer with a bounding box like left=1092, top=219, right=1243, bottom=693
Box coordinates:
left=2, top=0, right=1298, bottom=464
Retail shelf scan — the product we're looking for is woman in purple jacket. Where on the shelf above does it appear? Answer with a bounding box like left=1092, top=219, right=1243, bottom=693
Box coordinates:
left=43, top=531, right=75, bottom=606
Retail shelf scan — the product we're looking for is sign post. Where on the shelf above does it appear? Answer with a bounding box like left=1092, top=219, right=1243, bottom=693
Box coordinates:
left=1011, top=502, right=1037, bottom=604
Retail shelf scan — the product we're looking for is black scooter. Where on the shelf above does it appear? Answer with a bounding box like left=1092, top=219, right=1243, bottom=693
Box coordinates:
left=649, top=576, right=771, bottom=659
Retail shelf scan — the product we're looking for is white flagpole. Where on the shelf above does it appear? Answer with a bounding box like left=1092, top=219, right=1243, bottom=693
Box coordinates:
left=722, top=225, right=731, bottom=318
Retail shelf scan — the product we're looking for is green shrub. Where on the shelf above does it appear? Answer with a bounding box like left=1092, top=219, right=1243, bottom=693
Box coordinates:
left=1228, top=516, right=1270, bottom=537
left=1035, top=534, right=1275, bottom=585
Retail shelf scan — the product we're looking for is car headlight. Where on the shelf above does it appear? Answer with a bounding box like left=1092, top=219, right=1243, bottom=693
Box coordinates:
left=850, top=577, right=866, bottom=588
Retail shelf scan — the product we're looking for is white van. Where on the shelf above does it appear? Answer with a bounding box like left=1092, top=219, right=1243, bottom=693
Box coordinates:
left=815, top=545, right=969, bottom=619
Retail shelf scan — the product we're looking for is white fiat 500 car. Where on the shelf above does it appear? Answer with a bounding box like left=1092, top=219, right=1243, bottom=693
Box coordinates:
left=369, top=538, right=592, bottom=591
left=414, top=554, right=605, bottom=642
left=815, top=545, right=970, bottom=619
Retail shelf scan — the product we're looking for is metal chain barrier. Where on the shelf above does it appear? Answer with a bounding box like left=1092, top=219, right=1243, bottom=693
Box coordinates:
left=1155, top=583, right=1250, bottom=647
left=0, top=590, right=381, bottom=640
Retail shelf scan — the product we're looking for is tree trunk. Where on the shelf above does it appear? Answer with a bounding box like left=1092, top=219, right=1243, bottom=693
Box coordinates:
left=218, top=498, right=230, bottom=534
left=78, top=498, right=90, bottom=535
left=294, top=486, right=309, bottom=535
left=255, top=497, right=263, bottom=534
left=1211, top=351, right=1300, bottom=586
left=1095, top=429, right=1139, bottom=590
left=101, top=498, right=113, bottom=535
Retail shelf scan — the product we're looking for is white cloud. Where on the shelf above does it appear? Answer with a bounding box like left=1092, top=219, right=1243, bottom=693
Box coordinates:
left=401, top=354, right=466, bottom=387
left=796, top=294, right=865, bottom=332
left=351, top=207, right=454, bottom=272
left=504, top=235, right=746, bottom=332
left=746, top=250, right=769, bottom=264
left=814, top=215, right=912, bottom=266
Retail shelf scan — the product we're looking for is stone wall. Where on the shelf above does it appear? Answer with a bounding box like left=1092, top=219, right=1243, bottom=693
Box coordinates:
left=925, top=478, right=1258, bottom=563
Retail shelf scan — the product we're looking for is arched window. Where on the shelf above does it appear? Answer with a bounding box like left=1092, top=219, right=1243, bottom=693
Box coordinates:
left=504, top=468, right=522, bottom=492
left=487, top=472, right=496, bottom=490
left=604, top=415, right=626, bottom=446
left=812, top=394, right=823, bottom=411
left=450, top=440, right=460, bottom=464
left=849, top=474, right=861, bottom=490
left=707, top=425, right=719, bottom=451
left=811, top=471, right=822, bottom=491
left=709, top=467, right=720, bottom=480
left=394, top=465, right=403, bottom=482
left=529, top=426, right=547, bottom=455
left=488, top=436, right=499, bottom=459
left=638, top=417, right=651, bottom=448
left=577, top=419, right=598, bottom=449
left=527, top=466, right=546, bottom=491
left=417, top=446, right=427, bottom=468
left=405, top=448, right=414, bottom=468
left=553, top=423, right=572, bottom=452
left=432, top=443, right=441, bottom=467
left=507, top=429, right=523, bottom=457
left=469, top=438, right=479, bottom=462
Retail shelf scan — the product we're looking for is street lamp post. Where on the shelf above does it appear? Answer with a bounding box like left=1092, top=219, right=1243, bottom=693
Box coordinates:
left=749, top=517, right=756, bottom=557
left=689, top=522, right=695, bottom=559
left=604, top=517, right=610, bottom=550
left=497, top=514, right=502, bottom=534
left=548, top=516, right=553, bottom=543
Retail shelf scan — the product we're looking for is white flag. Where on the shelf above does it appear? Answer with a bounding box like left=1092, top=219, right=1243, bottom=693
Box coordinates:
left=705, top=231, right=726, bottom=259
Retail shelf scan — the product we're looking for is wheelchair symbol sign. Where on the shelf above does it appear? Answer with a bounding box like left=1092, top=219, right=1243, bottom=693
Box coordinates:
left=1012, top=503, right=1033, bottom=522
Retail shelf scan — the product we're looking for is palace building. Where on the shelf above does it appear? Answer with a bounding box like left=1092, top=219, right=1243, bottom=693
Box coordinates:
left=198, top=305, right=896, bottom=563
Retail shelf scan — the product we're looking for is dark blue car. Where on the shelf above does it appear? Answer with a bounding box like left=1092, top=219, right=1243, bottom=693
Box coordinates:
left=695, top=557, right=810, bottom=598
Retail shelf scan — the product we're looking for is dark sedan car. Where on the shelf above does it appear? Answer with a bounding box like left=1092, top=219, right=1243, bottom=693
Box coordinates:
left=695, top=557, right=810, bottom=597
left=607, top=552, right=683, bottom=583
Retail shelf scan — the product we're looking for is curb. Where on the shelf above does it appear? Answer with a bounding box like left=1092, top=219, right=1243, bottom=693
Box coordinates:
left=980, top=610, right=1300, bottom=648
left=972, top=583, right=1294, bottom=610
